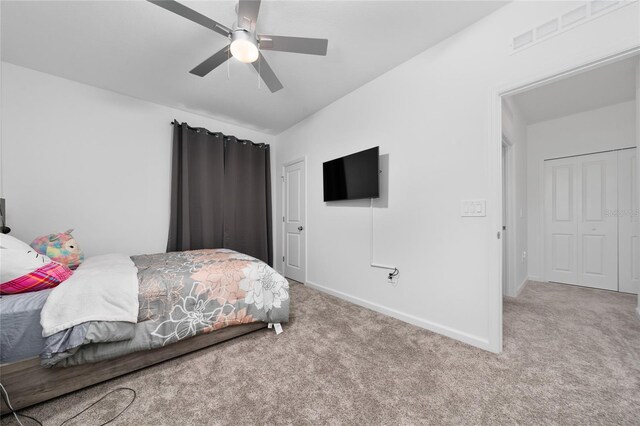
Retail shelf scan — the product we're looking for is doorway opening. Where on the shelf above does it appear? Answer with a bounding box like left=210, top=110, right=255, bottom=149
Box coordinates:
left=499, top=52, right=639, bottom=348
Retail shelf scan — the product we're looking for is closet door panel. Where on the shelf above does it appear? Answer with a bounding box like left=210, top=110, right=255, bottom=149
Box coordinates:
left=544, top=151, right=618, bottom=291
left=545, top=158, right=579, bottom=284
left=577, top=152, right=618, bottom=291
left=618, top=148, right=639, bottom=294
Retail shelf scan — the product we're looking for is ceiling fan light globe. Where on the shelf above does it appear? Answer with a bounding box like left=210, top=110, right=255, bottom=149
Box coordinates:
left=230, top=30, right=259, bottom=63
left=230, top=39, right=259, bottom=63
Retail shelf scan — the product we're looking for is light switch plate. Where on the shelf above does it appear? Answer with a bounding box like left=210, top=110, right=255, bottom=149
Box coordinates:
left=461, top=199, right=486, bottom=217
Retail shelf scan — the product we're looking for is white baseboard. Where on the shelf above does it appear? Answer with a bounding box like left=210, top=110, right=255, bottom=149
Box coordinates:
left=514, top=277, right=529, bottom=297
left=504, top=277, right=528, bottom=298
left=305, top=280, right=493, bottom=352
left=527, top=275, right=542, bottom=282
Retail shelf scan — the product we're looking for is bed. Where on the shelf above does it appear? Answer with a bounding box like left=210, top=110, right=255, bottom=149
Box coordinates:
left=0, top=248, right=289, bottom=414
left=0, top=289, right=52, bottom=363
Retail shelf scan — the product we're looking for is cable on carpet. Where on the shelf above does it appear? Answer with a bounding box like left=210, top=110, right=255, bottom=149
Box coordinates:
left=1, top=382, right=136, bottom=426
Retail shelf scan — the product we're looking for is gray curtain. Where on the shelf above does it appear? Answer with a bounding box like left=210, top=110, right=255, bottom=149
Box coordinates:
left=167, top=121, right=272, bottom=266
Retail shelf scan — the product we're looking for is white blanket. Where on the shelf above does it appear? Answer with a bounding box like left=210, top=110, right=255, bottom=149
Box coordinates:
left=40, top=254, right=139, bottom=337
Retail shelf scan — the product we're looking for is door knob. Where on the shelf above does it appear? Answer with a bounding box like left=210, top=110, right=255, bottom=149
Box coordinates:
left=298, top=226, right=304, bottom=231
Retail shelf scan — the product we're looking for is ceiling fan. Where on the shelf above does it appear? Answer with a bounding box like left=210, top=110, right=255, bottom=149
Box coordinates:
left=148, top=0, right=329, bottom=93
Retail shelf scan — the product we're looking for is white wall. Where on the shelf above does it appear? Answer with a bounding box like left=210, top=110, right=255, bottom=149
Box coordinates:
left=526, top=101, right=636, bottom=281
left=502, top=97, right=528, bottom=296
left=637, top=59, right=640, bottom=317
left=274, top=1, right=639, bottom=351
left=0, top=62, right=275, bottom=257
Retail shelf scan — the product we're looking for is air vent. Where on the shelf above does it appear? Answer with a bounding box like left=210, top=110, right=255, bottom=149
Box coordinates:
left=536, top=19, right=559, bottom=39
left=513, top=30, right=534, bottom=50
left=510, top=0, right=634, bottom=54
left=561, top=5, right=588, bottom=27
left=590, top=0, right=619, bottom=14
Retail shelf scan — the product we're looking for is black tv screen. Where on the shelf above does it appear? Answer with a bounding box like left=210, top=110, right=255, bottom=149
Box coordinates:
left=323, top=147, right=379, bottom=202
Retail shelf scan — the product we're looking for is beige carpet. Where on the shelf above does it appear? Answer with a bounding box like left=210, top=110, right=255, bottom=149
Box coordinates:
left=3, top=281, right=640, bottom=425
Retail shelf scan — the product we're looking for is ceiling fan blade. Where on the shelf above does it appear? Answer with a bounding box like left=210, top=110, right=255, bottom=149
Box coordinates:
left=258, top=35, right=328, bottom=56
left=251, top=53, right=283, bottom=93
left=237, top=0, right=261, bottom=32
left=190, top=45, right=230, bottom=77
left=148, top=0, right=231, bottom=37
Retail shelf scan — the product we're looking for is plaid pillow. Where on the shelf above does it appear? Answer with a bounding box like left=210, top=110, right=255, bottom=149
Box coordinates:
left=0, top=262, right=72, bottom=295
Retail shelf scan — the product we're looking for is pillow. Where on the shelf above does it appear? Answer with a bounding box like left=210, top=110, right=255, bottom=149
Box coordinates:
left=30, top=229, right=84, bottom=270
left=0, top=234, right=33, bottom=251
left=0, top=261, right=72, bottom=295
left=0, top=248, right=52, bottom=283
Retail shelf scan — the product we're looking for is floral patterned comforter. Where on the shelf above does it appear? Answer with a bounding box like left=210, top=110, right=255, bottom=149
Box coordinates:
left=43, top=249, right=289, bottom=367
left=136, top=249, right=289, bottom=345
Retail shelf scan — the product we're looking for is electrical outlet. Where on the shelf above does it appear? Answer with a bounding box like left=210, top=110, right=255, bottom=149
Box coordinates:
left=522, top=251, right=527, bottom=262
left=388, top=274, right=399, bottom=287
left=385, top=268, right=400, bottom=286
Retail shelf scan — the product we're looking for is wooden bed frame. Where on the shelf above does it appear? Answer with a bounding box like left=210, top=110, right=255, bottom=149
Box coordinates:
left=0, top=322, right=266, bottom=414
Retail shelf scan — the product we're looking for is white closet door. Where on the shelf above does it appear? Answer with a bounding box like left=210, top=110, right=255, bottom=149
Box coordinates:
left=618, top=148, right=639, bottom=294
left=545, top=157, right=579, bottom=285
left=544, top=151, right=618, bottom=290
left=283, top=160, right=306, bottom=283
left=577, top=151, right=618, bottom=291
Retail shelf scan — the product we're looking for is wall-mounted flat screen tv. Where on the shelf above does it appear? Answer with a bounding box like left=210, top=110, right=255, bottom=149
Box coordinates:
left=323, top=147, right=379, bottom=202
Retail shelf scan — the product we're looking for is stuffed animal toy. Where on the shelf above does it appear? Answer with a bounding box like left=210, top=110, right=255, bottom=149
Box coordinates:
left=30, top=229, right=84, bottom=270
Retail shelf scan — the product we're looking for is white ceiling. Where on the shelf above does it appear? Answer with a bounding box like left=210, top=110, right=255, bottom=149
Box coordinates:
left=1, top=0, right=506, bottom=134
left=511, top=55, right=638, bottom=125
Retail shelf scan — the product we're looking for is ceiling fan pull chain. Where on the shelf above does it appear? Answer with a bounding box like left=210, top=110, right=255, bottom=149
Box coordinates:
left=258, top=53, right=261, bottom=89
left=227, top=36, right=231, bottom=80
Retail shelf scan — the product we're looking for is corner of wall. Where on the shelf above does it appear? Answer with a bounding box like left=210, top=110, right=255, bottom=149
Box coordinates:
left=0, top=61, right=4, bottom=199
left=634, top=54, right=640, bottom=291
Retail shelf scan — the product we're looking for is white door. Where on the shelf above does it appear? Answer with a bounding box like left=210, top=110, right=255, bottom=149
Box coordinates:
left=577, top=152, right=618, bottom=290
left=545, top=157, right=579, bottom=285
left=283, top=160, right=306, bottom=282
left=618, top=148, right=639, bottom=294
left=502, top=144, right=509, bottom=295
left=544, top=151, right=618, bottom=291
